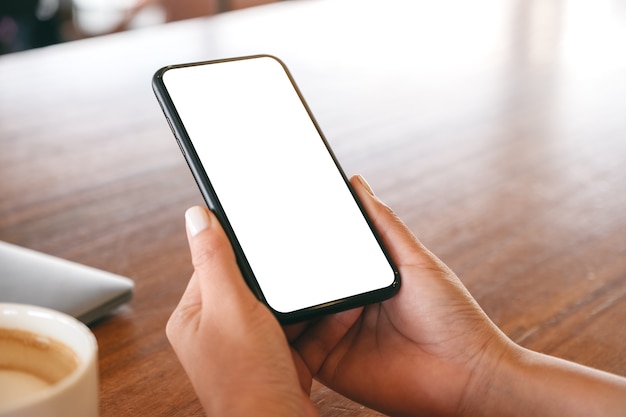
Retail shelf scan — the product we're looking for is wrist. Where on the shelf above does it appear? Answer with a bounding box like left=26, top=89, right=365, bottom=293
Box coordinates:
left=462, top=341, right=626, bottom=417
left=456, top=333, right=523, bottom=417
left=200, top=379, right=319, bottom=417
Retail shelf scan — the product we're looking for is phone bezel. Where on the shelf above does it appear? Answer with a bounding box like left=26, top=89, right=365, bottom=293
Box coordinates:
left=152, top=55, right=400, bottom=323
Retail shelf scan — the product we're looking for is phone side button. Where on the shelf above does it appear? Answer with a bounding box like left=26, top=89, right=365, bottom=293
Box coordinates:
left=165, top=117, right=186, bottom=157
left=175, top=138, right=186, bottom=158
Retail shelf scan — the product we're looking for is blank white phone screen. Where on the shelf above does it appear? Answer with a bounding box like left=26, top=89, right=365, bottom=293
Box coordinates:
left=162, top=56, right=396, bottom=313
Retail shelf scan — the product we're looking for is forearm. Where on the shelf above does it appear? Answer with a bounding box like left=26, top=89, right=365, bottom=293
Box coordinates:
left=469, top=345, right=626, bottom=417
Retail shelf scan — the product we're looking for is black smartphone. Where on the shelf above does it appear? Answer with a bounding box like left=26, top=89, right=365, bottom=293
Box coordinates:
left=152, top=55, right=400, bottom=323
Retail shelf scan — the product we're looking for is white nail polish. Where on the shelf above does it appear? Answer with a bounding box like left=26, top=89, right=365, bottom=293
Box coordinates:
left=185, top=206, right=211, bottom=237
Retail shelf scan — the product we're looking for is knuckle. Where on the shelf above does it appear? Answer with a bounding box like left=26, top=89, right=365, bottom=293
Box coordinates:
left=191, top=231, right=232, bottom=271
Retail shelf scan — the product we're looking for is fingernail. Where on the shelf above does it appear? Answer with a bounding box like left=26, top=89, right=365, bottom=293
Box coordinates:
left=185, top=206, right=211, bottom=237
left=355, top=174, right=375, bottom=196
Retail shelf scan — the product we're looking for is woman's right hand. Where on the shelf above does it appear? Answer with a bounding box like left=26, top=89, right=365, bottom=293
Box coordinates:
left=289, top=175, right=626, bottom=417
left=286, top=175, right=515, bottom=417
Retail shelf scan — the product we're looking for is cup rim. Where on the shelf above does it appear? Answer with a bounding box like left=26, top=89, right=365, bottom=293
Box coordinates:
left=0, top=303, right=98, bottom=413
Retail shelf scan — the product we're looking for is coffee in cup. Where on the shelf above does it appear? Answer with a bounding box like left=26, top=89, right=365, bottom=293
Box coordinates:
left=0, top=303, right=98, bottom=417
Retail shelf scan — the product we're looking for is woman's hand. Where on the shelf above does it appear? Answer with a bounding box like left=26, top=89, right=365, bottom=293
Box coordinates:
left=166, top=205, right=319, bottom=417
left=285, top=176, right=514, bottom=417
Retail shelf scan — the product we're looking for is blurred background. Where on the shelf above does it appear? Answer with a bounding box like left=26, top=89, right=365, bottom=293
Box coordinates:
left=0, top=0, right=278, bottom=54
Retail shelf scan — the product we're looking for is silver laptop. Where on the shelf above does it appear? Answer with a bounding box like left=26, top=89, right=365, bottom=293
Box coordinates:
left=0, top=241, right=134, bottom=324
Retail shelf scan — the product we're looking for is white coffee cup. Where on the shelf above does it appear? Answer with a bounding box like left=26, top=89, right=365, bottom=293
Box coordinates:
left=0, top=303, right=99, bottom=417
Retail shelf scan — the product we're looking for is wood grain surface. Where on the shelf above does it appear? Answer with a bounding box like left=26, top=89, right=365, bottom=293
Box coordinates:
left=1, top=0, right=625, bottom=415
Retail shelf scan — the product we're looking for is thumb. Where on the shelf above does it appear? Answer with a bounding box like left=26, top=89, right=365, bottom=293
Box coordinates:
left=349, top=175, right=447, bottom=271
left=184, top=206, right=257, bottom=312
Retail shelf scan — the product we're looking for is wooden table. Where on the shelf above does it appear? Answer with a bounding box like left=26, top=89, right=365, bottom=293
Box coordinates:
left=1, top=0, right=625, bottom=415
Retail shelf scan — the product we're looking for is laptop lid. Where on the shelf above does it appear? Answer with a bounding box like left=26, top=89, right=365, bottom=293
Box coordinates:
left=0, top=241, right=134, bottom=324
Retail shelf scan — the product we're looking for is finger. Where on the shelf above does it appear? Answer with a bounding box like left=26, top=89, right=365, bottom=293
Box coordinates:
left=166, top=271, right=201, bottom=343
left=284, top=321, right=311, bottom=342
left=291, top=306, right=363, bottom=375
left=184, top=206, right=260, bottom=317
left=167, top=206, right=242, bottom=341
left=173, top=271, right=202, bottom=318
left=350, top=175, right=447, bottom=271
left=351, top=175, right=479, bottom=329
